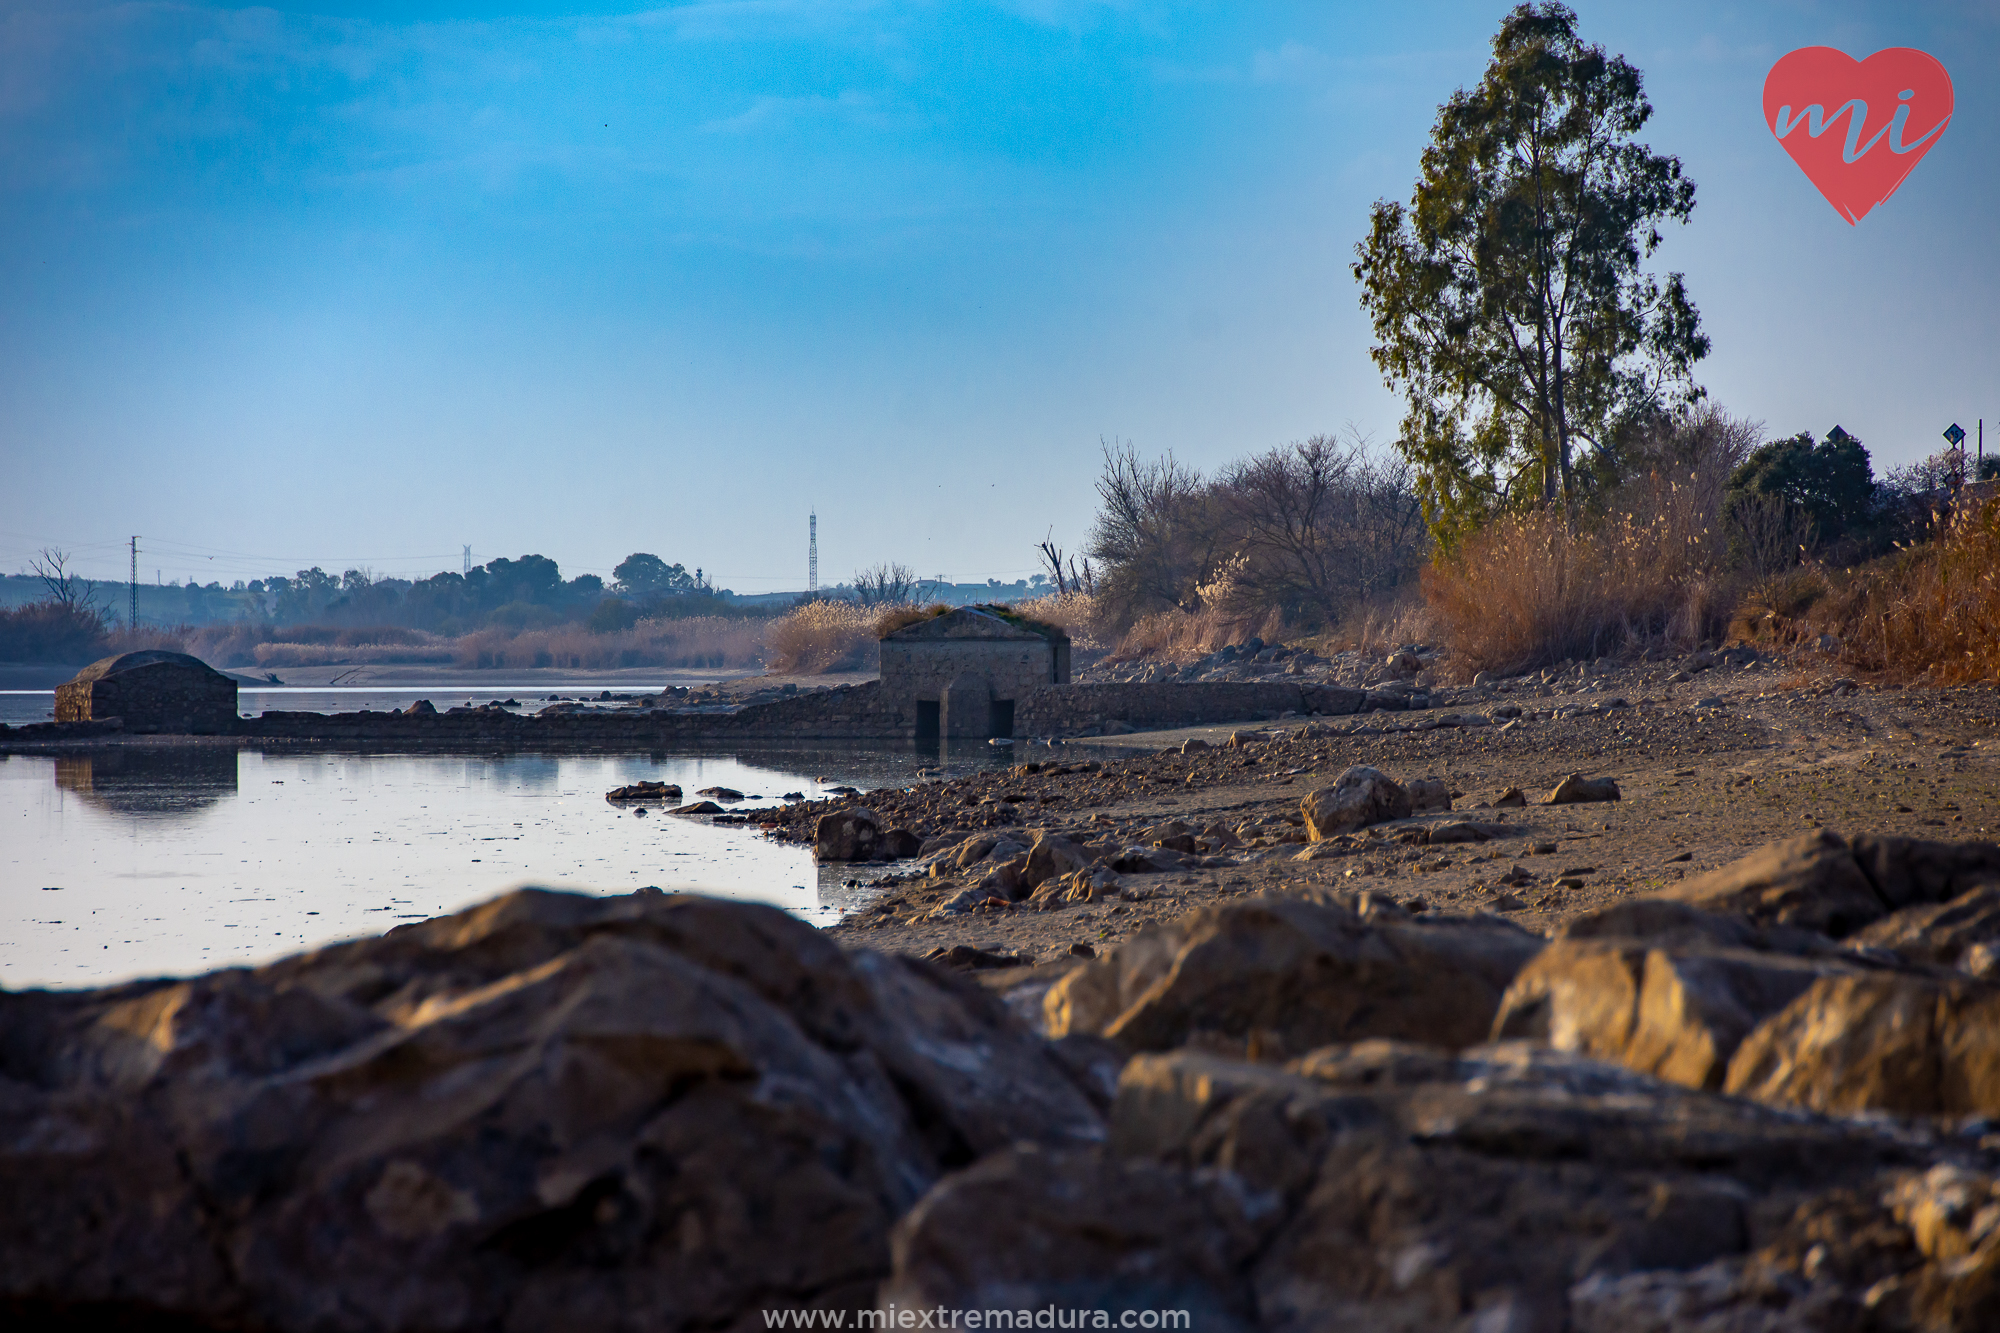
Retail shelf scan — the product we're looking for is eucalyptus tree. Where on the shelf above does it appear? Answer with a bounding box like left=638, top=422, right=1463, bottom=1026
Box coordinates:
left=1353, top=2, right=1709, bottom=542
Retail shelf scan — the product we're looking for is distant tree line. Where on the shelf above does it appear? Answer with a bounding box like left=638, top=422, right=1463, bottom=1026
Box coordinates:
left=172, top=548, right=748, bottom=632
left=241, top=552, right=739, bottom=633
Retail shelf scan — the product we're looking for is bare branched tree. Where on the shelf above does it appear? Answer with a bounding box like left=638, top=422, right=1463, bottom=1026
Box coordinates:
left=1608, top=402, right=1761, bottom=526
left=31, top=548, right=96, bottom=613
left=1727, top=492, right=1816, bottom=578
left=1036, top=531, right=1096, bottom=596
left=1086, top=441, right=1222, bottom=627
left=852, top=562, right=918, bottom=606
left=1213, top=435, right=1426, bottom=625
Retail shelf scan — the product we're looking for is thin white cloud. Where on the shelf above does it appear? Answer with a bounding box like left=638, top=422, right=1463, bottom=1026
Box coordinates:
left=623, top=0, right=890, bottom=43
left=700, top=87, right=885, bottom=134
left=1250, top=39, right=1332, bottom=84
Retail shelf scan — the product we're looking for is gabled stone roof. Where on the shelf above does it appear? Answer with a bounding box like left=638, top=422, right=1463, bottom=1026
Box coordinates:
left=880, top=605, right=1067, bottom=644
left=66, top=650, right=230, bottom=685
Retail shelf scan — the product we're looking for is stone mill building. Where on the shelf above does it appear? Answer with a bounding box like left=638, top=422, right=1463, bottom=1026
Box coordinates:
left=54, top=650, right=239, bottom=734
left=878, top=605, right=1070, bottom=740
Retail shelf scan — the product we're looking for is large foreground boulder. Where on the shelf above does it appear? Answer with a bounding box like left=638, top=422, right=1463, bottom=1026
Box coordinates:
left=1491, top=835, right=2000, bottom=1118
left=887, top=1041, right=2000, bottom=1331
left=1655, top=828, right=2000, bottom=938
left=0, top=889, right=1103, bottom=1331
left=1493, top=936, right=1863, bottom=1091
left=1851, top=885, right=2000, bottom=974
left=1725, top=972, right=2000, bottom=1116
left=1043, top=894, right=1542, bottom=1057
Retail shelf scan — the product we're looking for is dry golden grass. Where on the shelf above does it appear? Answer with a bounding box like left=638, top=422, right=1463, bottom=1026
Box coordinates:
left=1795, top=496, right=2000, bottom=683
left=252, top=642, right=456, bottom=667
left=1424, top=502, right=1730, bottom=678
left=872, top=603, right=951, bottom=637
left=764, top=601, right=882, bottom=674
left=1104, top=604, right=1278, bottom=663
left=1013, top=592, right=1110, bottom=651
left=453, top=617, right=766, bottom=670
left=1312, top=596, right=1440, bottom=656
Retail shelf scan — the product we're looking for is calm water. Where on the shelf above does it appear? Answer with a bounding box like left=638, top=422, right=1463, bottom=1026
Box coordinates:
left=2, top=741, right=1024, bottom=991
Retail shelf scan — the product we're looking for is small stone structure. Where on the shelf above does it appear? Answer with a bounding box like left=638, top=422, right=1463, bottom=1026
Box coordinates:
left=53, top=650, right=239, bottom=735
left=879, top=606, right=1070, bottom=740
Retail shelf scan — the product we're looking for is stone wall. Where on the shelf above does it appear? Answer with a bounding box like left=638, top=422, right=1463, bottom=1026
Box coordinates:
left=55, top=664, right=238, bottom=735
left=1015, top=681, right=1425, bottom=736
left=6, top=677, right=1433, bottom=749
left=880, top=639, right=1062, bottom=711
left=243, top=680, right=900, bottom=746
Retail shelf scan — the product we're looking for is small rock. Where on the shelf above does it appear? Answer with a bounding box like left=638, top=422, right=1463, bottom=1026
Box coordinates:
left=1300, top=766, right=1412, bottom=840
left=1492, top=787, right=1528, bottom=808
left=815, top=807, right=882, bottom=860
left=607, top=780, right=684, bottom=801
left=878, top=828, right=923, bottom=859
left=1547, top=774, right=1621, bottom=805
left=1407, top=778, right=1452, bottom=814
left=924, top=944, right=1031, bottom=971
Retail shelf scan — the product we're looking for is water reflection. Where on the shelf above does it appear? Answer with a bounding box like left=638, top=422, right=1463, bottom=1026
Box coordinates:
left=3, top=738, right=1100, bottom=990
left=53, top=748, right=239, bottom=818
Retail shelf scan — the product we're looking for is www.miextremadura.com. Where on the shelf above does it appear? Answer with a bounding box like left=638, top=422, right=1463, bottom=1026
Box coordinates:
left=765, top=1307, right=1194, bottom=1329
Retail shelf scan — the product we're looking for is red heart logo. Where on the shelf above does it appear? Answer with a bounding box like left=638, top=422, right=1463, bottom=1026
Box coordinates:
left=1763, top=47, right=1953, bottom=224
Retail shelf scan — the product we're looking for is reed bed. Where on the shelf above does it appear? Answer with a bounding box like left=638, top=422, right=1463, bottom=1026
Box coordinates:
left=1797, top=496, right=2000, bottom=683
left=1423, top=499, right=1730, bottom=678
left=763, top=601, right=882, bottom=674
left=1104, top=605, right=1277, bottom=664
left=452, top=617, right=767, bottom=670
left=1012, top=592, right=1111, bottom=652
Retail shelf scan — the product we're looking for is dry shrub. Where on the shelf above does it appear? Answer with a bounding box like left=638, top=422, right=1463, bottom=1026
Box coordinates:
left=1317, top=594, right=1441, bottom=655
left=1013, top=592, right=1110, bottom=651
left=0, top=602, right=111, bottom=663
left=175, top=623, right=272, bottom=667
left=1107, top=604, right=1276, bottom=664
left=1798, top=496, right=2000, bottom=683
left=1729, top=568, right=1831, bottom=647
left=126, top=623, right=431, bottom=669
left=454, top=617, right=766, bottom=671
left=1425, top=505, right=1729, bottom=677
left=765, top=601, right=881, bottom=674
left=253, top=642, right=456, bottom=667
left=873, top=603, right=951, bottom=637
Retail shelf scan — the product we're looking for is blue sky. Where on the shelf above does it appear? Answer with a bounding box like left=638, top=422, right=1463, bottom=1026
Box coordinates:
left=3, top=0, right=1996, bottom=594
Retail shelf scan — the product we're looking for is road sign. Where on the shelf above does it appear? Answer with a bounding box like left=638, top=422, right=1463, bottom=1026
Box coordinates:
left=1945, top=423, right=1967, bottom=446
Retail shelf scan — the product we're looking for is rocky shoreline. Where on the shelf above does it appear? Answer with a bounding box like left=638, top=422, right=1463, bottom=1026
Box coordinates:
left=10, top=660, right=2000, bottom=1329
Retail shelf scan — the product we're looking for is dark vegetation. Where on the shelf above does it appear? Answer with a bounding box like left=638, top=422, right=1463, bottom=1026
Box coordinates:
left=0, top=548, right=758, bottom=666
left=1084, top=435, right=1426, bottom=639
